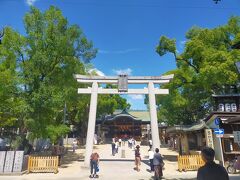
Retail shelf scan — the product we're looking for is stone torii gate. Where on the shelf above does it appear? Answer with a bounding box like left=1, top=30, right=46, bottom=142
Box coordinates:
left=74, top=74, right=174, bottom=166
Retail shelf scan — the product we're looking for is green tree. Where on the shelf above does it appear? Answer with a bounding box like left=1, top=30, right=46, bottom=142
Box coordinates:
left=0, top=6, right=129, bottom=143
left=0, top=27, right=27, bottom=128
left=0, top=6, right=97, bottom=143
left=21, top=6, right=97, bottom=142
left=155, top=16, right=240, bottom=125
left=96, top=84, right=130, bottom=118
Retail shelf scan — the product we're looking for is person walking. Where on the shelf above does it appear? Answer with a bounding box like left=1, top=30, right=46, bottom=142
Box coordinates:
left=197, top=147, right=229, bottom=180
left=132, top=138, right=136, bottom=149
left=148, top=148, right=154, bottom=172
left=72, top=138, right=77, bottom=153
left=149, top=139, right=153, bottom=149
left=118, top=138, right=122, bottom=147
left=134, top=145, right=141, bottom=172
left=115, top=141, right=119, bottom=154
left=234, top=156, right=240, bottom=170
left=128, top=138, right=132, bottom=149
left=111, top=141, right=116, bottom=156
left=90, top=152, right=100, bottom=178
left=153, top=148, right=164, bottom=180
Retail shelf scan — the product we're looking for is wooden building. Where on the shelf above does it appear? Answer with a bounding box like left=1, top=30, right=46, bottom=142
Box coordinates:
left=96, top=110, right=150, bottom=142
left=166, top=122, right=206, bottom=155
left=166, top=93, right=240, bottom=166
left=205, top=94, right=240, bottom=164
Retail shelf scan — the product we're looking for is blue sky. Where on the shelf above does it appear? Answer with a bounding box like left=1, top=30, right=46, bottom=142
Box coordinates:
left=1, top=0, right=240, bottom=110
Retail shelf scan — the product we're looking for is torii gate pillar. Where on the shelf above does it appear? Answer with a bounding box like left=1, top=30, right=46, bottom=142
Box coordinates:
left=84, top=81, right=98, bottom=166
left=148, top=82, right=160, bottom=150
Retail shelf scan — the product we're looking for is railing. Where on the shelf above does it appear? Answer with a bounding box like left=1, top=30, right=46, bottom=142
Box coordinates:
left=178, top=155, right=204, bottom=172
left=28, top=156, right=58, bottom=173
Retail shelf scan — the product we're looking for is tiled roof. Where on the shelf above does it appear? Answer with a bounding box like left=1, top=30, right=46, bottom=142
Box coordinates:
left=128, top=110, right=150, bottom=122
left=166, top=121, right=206, bottom=133
left=107, top=109, right=150, bottom=122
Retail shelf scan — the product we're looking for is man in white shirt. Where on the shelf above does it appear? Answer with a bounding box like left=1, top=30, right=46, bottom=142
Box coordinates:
left=149, top=139, right=153, bottom=149
left=115, top=141, right=119, bottom=153
left=148, top=149, right=154, bottom=171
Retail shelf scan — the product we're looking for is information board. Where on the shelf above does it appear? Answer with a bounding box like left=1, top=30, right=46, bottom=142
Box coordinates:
left=3, top=151, right=15, bottom=173
left=0, top=151, right=6, bottom=173
left=233, top=131, right=240, bottom=143
left=205, top=129, right=214, bottom=149
left=13, top=151, right=24, bottom=172
left=118, top=74, right=128, bottom=92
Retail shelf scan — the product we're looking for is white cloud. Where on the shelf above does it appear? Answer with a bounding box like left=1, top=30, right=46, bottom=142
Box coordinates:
left=128, top=95, right=144, bottom=100
left=176, top=40, right=187, bottom=53
left=88, top=68, right=105, bottom=76
left=26, top=0, right=38, bottom=6
left=126, top=96, right=147, bottom=110
left=112, top=68, right=132, bottom=75
left=179, top=40, right=186, bottom=49
left=98, top=48, right=139, bottom=54
left=180, top=40, right=186, bottom=45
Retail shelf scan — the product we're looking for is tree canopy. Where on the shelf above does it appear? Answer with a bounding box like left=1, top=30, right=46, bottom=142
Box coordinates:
left=156, top=16, right=240, bottom=125
left=0, top=6, right=129, bottom=144
left=97, top=84, right=131, bottom=118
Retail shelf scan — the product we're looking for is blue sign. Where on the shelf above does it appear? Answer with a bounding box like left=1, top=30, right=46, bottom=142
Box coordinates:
left=214, top=118, right=221, bottom=126
left=214, top=128, right=224, bottom=135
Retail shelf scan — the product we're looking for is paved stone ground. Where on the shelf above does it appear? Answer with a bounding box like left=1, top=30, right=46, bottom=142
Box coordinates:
left=1, top=143, right=240, bottom=180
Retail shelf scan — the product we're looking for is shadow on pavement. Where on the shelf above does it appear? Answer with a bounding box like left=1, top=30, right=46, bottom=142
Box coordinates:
left=142, top=159, right=150, bottom=166
left=160, top=144, right=169, bottom=148
left=162, top=155, right=178, bottom=162
left=94, top=159, right=135, bottom=162
left=146, top=177, right=196, bottom=180
left=93, top=146, right=99, bottom=149
left=78, top=158, right=137, bottom=162
left=60, top=150, right=84, bottom=168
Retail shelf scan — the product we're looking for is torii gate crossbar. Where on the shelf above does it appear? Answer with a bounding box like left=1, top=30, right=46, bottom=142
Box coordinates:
left=74, top=74, right=174, bottom=166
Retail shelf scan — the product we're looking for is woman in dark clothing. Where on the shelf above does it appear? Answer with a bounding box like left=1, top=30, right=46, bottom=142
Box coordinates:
left=90, top=152, right=100, bottom=178
left=153, top=148, right=164, bottom=180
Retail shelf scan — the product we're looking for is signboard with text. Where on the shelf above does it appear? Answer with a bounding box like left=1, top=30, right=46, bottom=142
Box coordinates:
left=12, top=151, right=24, bottom=172
left=0, top=151, right=26, bottom=174
left=118, top=75, right=128, bottom=92
left=3, top=151, right=15, bottom=173
left=205, top=129, right=214, bottom=149
left=233, top=131, right=240, bottom=143
left=0, top=151, right=6, bottom=173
